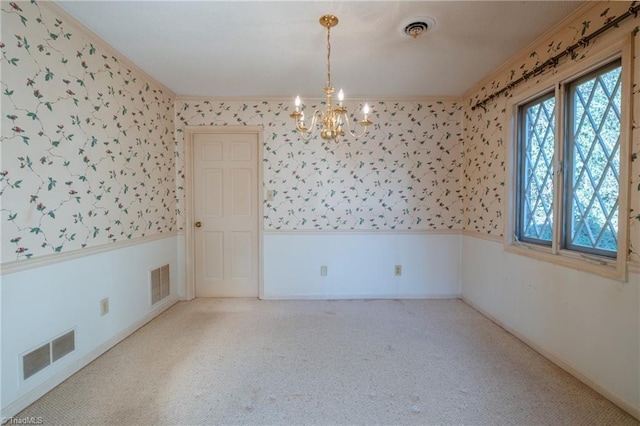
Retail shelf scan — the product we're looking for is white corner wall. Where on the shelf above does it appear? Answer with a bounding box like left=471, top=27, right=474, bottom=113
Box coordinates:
left=0, top=235, right=180, bottom=419
left=263, top=232, right=461, bottom=299
left=461, top=235, right=640, bottom=418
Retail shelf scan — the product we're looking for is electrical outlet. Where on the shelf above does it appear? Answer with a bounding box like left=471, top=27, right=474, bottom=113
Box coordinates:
left=100, top=298, right=109, bottom=316
left=320, top=265, right=328, bottom=276
left=266, top=189, right=274, bottom=201
left=394, top=265, right=402, bottom=276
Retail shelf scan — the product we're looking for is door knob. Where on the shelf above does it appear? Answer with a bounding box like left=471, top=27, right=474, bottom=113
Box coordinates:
left=195, top=221, right=202, bottom=228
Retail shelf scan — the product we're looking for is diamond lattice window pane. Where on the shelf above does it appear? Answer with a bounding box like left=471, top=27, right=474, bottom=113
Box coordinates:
left=520, top=96, right=555, bottom=242
left=568, top=64, right=621, bottom=254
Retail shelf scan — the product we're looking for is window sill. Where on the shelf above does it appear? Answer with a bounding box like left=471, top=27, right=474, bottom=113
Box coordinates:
left=504, top=242, right=627, bottom=282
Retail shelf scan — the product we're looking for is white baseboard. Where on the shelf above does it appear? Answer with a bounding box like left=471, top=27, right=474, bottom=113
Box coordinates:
left=1, top=295, right=179, bottom=419
left=461, top=297, right=640, bottom=421
left=260, top=293, right=461, bottom=300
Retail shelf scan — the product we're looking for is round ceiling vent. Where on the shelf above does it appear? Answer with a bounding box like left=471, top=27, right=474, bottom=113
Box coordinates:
left=400, top=16, right=436, bottom=39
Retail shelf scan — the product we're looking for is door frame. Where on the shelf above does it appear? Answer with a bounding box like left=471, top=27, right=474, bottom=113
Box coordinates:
left=184, top=125, right=264, bottom=300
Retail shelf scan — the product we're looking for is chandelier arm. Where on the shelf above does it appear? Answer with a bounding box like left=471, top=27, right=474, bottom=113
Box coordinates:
left=309, top=109, right=323, bottom=133
left=296, top=108, right=323, bottom=131
left=340, top=111, right=371, bottom=139
left=295, top=108, right=324, bottom=139
left=298, top=129, right=314, bottom=142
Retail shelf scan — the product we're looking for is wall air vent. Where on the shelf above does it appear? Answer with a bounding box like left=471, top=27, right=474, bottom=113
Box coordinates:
left=23, top=344, right=50, bottom=380
left=151, top=264, right=170, bottom=305
left=22, top=329, right=75, bottom=380
left=52, top=330, right=75, bottom=362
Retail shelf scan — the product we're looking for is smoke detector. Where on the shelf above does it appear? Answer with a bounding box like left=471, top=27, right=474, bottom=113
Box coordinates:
left=400, top=16, right=436, bottom=39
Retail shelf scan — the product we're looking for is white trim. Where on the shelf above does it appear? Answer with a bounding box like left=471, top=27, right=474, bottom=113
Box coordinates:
left=504, top=244, right=623, bottom=281
left=461, top=229, right=503, bottom=243
left=263, top=229, right=462, bottom=236
left=1, top=232, right=178, bottom=276
left=616, top=35, right=633, bottom=280
left=463, top=231, right=640, bottom=275
left=462, top=297, right=640, bottom=422
left=257, top=132, right=265, bottom=300
left=261, top=293, right=461, bottom=301
left=40, top=2, right=175, bottom=98
left=183, top=125, right=264, bottom=300
left=175, top=95, right=463, bottom=103
left=1, top=295, right=179, bottom=420
left=184, top=128, right=195, bottom=300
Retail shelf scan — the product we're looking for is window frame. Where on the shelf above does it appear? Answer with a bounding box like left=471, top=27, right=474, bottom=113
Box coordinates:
left=563, top=59, right=622, bottom=258
left=505, top=35, right=632, bottom=281
left=516, top=91, right=556, bottom=247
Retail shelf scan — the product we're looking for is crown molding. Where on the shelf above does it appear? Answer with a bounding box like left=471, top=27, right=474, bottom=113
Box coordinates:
left=175, top=95, right=463, bottom=103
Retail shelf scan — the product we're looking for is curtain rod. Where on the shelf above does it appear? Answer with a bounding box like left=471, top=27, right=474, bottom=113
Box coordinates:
left=471, top=3, right=640, bottom=111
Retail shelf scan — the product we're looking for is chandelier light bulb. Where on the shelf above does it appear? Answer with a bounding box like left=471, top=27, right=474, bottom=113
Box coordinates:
left=363, top=103, right=370, bottom=116
left=338, top=89, right=344, bottom=106
left=295, top=96, right=301, bottom=111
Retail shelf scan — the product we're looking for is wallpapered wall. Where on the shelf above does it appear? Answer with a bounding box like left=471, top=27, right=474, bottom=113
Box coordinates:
left=463, top=1, right=640, bottom=263
left=0, top=2, right=176, bottom=263
left=5, top=1, right=636, bottom=264
left=175, top=99, right=464, bottom=231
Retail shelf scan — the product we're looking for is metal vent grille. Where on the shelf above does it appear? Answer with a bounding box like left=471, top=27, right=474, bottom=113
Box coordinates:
left=52, top=330, right=75, bottom=362
left=404, top=21, right=429, bottom=38
left=151, top=264, right=170, bottom=305
left=23, top=344, right=50, bottom=380
left=23, top=329, right=75, bottom=380
left=399, top=16, right=436, bottom=39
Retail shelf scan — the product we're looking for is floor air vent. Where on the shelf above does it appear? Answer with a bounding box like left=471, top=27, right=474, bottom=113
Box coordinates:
left=23, top=330, right=75, bottom=380
left=151, top=264, right=170, bottom=305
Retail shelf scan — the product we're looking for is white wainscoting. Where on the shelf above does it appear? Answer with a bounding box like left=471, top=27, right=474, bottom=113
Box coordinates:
left=1, top=235, right=180, bottom=419
left=460, top=235, right=640, bottom=420
left=263, top=231, right=461, bottom=299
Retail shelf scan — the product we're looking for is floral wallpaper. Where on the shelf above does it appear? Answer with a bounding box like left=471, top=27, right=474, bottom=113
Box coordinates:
left=462, top=1, right=640, bottom=263
left=462, top=98, right=505, bottom=236
left=175, top=99, right=464, bottom=231
left=1, top=2, right=176, bottom=262
left=4, top=0, right=635, bottom=266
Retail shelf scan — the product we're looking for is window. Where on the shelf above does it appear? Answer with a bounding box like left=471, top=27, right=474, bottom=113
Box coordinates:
left=510, top=46, right=630, bottom=280
left=517, top=93, right=556, bottom=246
left=564, top=61, right=621, bottom=257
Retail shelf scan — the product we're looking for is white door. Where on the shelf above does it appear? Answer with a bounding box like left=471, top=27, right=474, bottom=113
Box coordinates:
left=193, top=131, right=259, bottom=297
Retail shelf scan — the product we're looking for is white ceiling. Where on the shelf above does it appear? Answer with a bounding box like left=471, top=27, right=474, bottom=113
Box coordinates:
left=55, top=1, right=585, bottom=98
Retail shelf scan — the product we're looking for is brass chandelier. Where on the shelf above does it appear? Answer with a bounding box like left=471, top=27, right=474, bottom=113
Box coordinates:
left=290, top=15, right=372, bottom=142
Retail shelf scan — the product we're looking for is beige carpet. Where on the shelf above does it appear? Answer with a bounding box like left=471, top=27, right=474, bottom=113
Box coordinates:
left=17, top=299, right=639, bottom=425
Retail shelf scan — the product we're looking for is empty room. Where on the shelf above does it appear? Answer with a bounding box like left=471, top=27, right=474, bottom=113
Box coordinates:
left=1, top=1, right=639, bottom=424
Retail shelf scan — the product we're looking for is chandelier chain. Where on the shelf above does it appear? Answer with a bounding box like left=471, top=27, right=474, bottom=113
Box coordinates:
left=326, top=26, right=331, bottom=88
